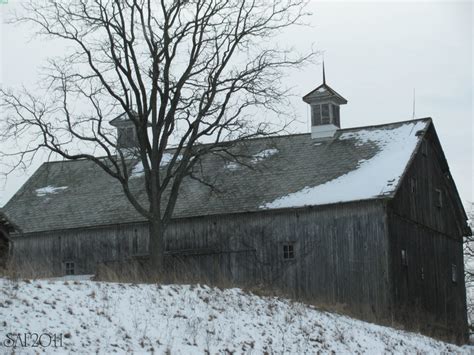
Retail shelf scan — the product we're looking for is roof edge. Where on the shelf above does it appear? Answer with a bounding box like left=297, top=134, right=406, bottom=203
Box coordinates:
left=36, top=117, right=434, bottom=167
left=389, top=117, right=433, bottom=198
left=12, top=197, right=390, bottom=236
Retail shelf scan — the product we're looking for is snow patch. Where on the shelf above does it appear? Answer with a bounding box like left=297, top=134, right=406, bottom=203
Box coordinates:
left=252, top=149, right=278, bottom=163
left=130, top=153, right=182, bottom=178
left=35, top=186, right=68, bottom=197
left=161, top=152, right=182, bottom=166
left=225, top=162, right=240, bottom=171
left=130, top=162, right=145, bottom=178
left=49, top=274, right=95, bottom=282
left=261, top=121, right=426, bottom=209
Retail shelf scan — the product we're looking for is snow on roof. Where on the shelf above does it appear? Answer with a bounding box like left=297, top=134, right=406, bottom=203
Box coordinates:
left=225, top=162, right=240, bottom=171
left=251, top=149, right=279, bottom=163
left=35, top=186, right=68, bottom=197
left=130, top=153, right=182, bottom=178
left=261, top=120, right=426, bottom=209
left=130, top=162, right=145, bottom=178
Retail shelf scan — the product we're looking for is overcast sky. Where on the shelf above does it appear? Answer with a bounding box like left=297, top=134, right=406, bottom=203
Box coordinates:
left=0, top=0, right=472, bottom=208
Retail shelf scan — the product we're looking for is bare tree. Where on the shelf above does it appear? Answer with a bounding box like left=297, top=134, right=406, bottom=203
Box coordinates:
left=0, top=0, right=315, bottom=272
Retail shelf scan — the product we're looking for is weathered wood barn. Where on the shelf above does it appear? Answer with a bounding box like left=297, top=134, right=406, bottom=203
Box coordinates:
left=3, top=78, right=470, bottom=342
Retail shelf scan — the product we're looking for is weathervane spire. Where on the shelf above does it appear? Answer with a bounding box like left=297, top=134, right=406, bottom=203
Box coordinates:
left=322, top=60, right=326, bottom=85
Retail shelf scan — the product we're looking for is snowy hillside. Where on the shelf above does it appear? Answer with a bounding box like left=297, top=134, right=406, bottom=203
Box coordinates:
left=0, top=278, right=470, bottom=354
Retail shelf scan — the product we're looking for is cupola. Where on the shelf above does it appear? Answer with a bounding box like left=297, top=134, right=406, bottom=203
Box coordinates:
left=110, top=112, right=139, bottom=150
left=303, top=63, right=347, bottom=139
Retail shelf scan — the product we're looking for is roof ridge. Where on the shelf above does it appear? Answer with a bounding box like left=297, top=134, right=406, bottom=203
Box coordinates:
left=40, top=118, right=432, bottom=165
left=337, top=117, right=432, bottom=133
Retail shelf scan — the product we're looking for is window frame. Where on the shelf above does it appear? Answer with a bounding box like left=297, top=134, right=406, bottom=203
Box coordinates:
left=332, top=105, right=340, bottom=127
left=410, top=177, right=417, bottom=194
left=435, top=188, right=443, bottom=208
left=118, top=127, right=136, bottom=147
left=282, top=242, right=295, bottom=261
left=401, top=249, right=408, bottom=267
left=451, top=263, right=458, bottom=283
left=321, top=104, right=330, bottom=124
left=311, top=103, right=337, bottom=126
left=311, top=104, right=322, bottom=126
left=64, top=261, right=75, bottom=275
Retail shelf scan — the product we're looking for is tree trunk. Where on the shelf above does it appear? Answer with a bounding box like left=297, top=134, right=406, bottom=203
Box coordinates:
left=148, top=218, right=165, bottom=280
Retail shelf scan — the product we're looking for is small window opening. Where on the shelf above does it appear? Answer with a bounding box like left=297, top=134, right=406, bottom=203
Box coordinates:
left=451, top=264, right=457, bottom=283
left=283, top=243, right=295, bottom=260
left=332, top=105, right=340, bottom=126
left=421, top=267, right=425, bottom=280
left=401, top=249, right=408, bottom=267
left=435, top=188, right=443, bottom=208
left=65, top=261, right=75, bottom=275
left=312, top=104, right=333, bottom=126
left=410, top=178, right=417, bottom=194
left=118, top=127, right=135, bottom=147
left=311, top=105, right=322, bottom=126
left=321, top=104, right=330, bottom=124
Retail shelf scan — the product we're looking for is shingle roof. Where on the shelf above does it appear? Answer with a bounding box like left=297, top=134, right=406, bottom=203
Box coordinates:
left=4, top=118, right=431, bottom=234
left=302, top=83, right=348, bottom=105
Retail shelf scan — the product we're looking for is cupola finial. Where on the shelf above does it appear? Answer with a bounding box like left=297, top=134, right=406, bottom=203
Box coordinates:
left=322, top=60, right=326, bottom=85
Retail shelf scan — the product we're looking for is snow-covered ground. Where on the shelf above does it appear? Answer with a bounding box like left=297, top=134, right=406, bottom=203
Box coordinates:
left=0, top=278, right=470, bottom=354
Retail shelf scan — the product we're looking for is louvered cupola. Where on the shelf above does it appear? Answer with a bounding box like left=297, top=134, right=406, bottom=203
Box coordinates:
left=110, top=113, right=138, bottom=150
left=303, top=63, right=347, bottom=139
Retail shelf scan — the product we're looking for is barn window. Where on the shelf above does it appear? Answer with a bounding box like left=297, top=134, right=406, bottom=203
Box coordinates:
left=283, top=243, right=295, bottom=260
left=65, top=261, right=75, bottom=275
left=435, top=188, right=443, bottom=208
left=420, top=267, right=425, bottom=280
left=451, top=264, right=457, bottom=283
left=401, top=249, right=408, bottom=267
left=311, top=104, right=332, bottom=125
left=311, top=105, right=322, bottom=125
left=321, top=104, right=330, bottom=124
left=332, top=105, right=340, bottom=126
left=118, top=127, right=135, bottom=147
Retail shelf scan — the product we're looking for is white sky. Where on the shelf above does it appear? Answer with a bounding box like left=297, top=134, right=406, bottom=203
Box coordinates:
left=0, top=0, right=472, bottom=208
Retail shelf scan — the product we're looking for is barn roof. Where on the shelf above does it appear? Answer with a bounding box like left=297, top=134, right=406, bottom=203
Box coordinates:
left=4, top=118, right=431, bottom=234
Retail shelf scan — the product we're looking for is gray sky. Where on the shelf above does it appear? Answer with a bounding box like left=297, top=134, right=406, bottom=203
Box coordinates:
left=0, top=0, right=472, bottom=208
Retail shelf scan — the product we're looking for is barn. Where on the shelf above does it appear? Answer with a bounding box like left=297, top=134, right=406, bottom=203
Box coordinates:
left=3, top=79, right=470, bottom=342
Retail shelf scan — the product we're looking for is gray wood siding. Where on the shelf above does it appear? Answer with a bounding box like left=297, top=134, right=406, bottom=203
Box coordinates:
left=388, top=125, right=468, bottom=342
left=389, top=126, right=467, bottom=237
left=11, top=200, right=391, bottom=320
left=388, top=214, right=466, bottom=340
left=10, top=223, right=149, bottom=276
left=165, top=200, right=390, bottom=318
